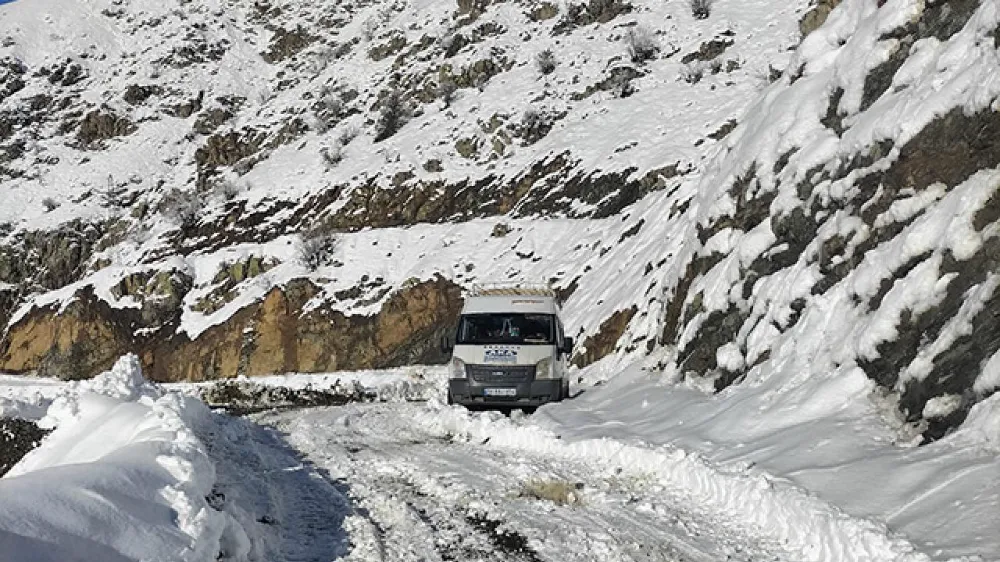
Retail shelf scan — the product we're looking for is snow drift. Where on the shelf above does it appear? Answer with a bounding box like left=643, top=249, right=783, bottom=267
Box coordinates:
left=0, top=355, right=248, bottom=562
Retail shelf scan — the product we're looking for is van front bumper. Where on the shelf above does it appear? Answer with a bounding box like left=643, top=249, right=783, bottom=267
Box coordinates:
left=448, top=378, right=563, bottom=407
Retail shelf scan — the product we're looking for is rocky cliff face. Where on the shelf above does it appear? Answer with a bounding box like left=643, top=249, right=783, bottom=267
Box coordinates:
left=0, top=0, right=997, bottom=439
left=1, top=276, right=460, bottom=381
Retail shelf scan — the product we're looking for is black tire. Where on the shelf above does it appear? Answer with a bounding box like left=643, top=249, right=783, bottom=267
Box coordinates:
left=561, top=379, right=570, bottom=400
left=446, top=391, right=454, bottom=405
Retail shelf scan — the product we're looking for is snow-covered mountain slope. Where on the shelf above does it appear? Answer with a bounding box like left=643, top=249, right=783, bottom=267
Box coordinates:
left=0, top=0, right=807, bottom=377
left=651, top=0, right=1000, bottom=442
left=0, top=0, right=998, bottom=443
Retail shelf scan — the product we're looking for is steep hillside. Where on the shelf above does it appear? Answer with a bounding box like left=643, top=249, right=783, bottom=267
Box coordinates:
left=0, top=0, right=807, bottom=378
left=652, top=0, right=1000, bottom=442
left=1, top=0, right=999, bottom=442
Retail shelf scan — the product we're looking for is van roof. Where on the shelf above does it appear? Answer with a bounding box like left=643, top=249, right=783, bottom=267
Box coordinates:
left=467, top=284, right=556, bottom=297
left=461, top=294, right=559, bottom=315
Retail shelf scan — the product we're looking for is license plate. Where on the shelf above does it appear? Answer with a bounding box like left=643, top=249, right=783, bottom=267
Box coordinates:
left=484, top=387, right=517, bottom=397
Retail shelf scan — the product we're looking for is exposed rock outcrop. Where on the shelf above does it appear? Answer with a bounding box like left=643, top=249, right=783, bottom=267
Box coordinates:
left=76, top=109, right=137, bottom=148
left=658, top=0, right=1000, bottom=441
left=799, top=0, right=842, bottom=37
left=0, top=277, right=463, bottom=382
left=0, top=418, right=50, bottom=477
left=572, top=307, right=637, bottom=368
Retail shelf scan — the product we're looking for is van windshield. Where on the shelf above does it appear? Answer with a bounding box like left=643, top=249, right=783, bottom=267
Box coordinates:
left=457, top=313, right=555, bottom=345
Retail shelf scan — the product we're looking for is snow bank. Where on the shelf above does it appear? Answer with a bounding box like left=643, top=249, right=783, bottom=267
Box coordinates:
left=168, top=366, right=448, bottom=412
left=520, top=360, right=1000, bottom=560
left=0, top=355, right=246, bottom=562
left=418, top=400, right=934, bottom=562
left=0, top=374, right=65, bottom=420
left=950, top=393, right=1000, bottom=452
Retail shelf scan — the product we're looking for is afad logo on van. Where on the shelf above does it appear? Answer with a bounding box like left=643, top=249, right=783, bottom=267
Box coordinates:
left=483, top=346, right=518, bottom=364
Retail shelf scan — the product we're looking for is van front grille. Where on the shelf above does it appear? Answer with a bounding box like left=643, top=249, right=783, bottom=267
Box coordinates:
left=467, top=364, right=535, bottom=383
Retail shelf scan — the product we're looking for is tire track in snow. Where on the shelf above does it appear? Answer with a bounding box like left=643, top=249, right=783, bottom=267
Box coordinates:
left=197, top=412, right=353, bottom=562
left=257, top=404, right=786, bottom=562
left=261, top=421, right=544, bottom=562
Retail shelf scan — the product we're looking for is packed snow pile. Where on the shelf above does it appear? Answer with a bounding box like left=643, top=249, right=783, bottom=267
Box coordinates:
left=0, top=355, right=251, bottom=562
left=188, top=365, right=448, bottom=412
left=530, top=362, right=1000, bottom=559
left=419, top=401, right=937, bottom=562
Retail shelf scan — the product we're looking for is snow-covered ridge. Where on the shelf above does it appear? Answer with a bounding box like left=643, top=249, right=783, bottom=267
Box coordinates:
left=0, top=0, right=803, bottom=236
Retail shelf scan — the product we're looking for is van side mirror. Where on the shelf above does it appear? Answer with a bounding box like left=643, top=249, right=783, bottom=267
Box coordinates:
left=440, top=336, right=454, bottom=354
left=562, top=337, right=574, bottom=355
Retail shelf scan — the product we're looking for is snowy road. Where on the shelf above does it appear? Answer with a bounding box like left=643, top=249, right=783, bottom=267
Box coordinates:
left=252, top=403, right=791, bottom=562
left=5, top=362, right=990, bottom=562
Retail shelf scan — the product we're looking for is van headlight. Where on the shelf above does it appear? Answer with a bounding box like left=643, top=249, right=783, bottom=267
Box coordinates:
left=535, top=357, right=554, bottom=379
left=450, top=357, right=466, bottom=379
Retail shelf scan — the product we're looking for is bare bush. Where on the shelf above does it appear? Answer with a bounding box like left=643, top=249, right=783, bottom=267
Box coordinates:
left=314, top=88, right=344, bottom=133
left=439, top=33, right=461, bottom=57
left=41, top=197, right=59, bottom=212
left=298, top=231, right=338, bottom=271
left=333, top=41, right=353, bottom=59
left=96, top=174, right=137, bottom=208
left=626, top=26, right=658, bottom=64
left=690, top=0, right=711, bottom=19
left=438, top=78, right=458, bottom=107
left=320, top=144, right=343, bottom=168
left=215, top=180, right=241, bottom=201
left=374, top=89, right=410, bottom=142
left=517, top=108, right=555, bottom=145
left=338, top=125, right=360, bottom=146
left=308, top=47, right=335, bottom=75
left=161, top=188, right=201, bottom=230
left=608, top=70, right=635, bottom=98
left=255, top=87, right=272, bottom=106
left=473, top=72, right=490, bottom=92
left=536, top=49, right=557, bottom=75
left=362, top=17, right=380, bottom=41
left=680, top=62, right=705, bottom=84
left=752, top=64, right=783, bottom=88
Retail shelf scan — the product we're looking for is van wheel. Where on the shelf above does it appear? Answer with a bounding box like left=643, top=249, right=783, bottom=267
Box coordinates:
left=561, top=379, right=570, bottom=400
left=446, top=391, right=454, bottom=405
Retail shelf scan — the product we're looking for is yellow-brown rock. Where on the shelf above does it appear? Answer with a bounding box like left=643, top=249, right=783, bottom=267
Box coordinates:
left=1, top=288, right=135, bottom=380
left=1, top=277, right=463, bottom=382
left=799, top=0, right=842, bottom=37
left=572, top=306, right=638, bottom=368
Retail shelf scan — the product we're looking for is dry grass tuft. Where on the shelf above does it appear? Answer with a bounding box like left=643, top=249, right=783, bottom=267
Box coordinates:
left=518, top=479, right=584, bottom=505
